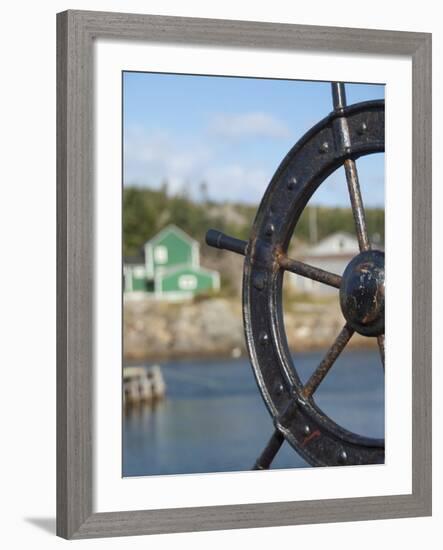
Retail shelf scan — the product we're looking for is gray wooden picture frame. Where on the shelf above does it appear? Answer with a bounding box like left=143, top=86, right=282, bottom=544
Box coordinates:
left=57, top=9, right=432, bottom=539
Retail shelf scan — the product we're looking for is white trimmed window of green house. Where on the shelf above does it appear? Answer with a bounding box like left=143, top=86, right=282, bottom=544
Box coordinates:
left=178, top=274, right=198, bottom=290
left=133, top=266, right=146, bottom=278
left=154, top=245, right=168, bottom=264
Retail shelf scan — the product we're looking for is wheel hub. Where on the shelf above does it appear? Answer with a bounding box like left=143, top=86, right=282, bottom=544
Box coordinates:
left=339, top=250, right=385, bottom=337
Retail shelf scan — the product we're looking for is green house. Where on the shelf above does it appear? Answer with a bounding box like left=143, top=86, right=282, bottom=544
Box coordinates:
left=124, top=225, right=220, bottom=300
left=123, top=261, right=149, bottom=293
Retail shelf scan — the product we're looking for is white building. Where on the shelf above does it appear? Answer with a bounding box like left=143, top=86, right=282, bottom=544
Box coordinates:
left=289, top=232, right=360, bottom=295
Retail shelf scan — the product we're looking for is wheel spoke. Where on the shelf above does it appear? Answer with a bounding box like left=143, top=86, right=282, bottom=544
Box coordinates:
left=377, top=334, right=385, bottom=370
left=331, top=82, right=347, bottom=111
left=279, top=255, right=341, bottom=289
left=302, top=323, right=354, bottom=398
left=252, top=429, right=284, bottom=470
left=205, top=229, right=247, bottom=256
left=330, top=83, right=371, bottom=253
left=207, top=230, right=342, bottom=290
left=344, top=159, right=371, bottom=252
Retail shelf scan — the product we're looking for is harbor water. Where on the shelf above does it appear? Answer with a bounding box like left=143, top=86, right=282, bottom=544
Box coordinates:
left=123, top=349, right=384, bottom=477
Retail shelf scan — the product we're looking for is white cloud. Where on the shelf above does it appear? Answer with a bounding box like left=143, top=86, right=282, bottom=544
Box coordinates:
left=124, top=124, right=383, bottom=207
left=124, top=126, right=212, bottom=194
left=203, top=164, right=270, bottom=203
left=209, top=112, right=290, bottom=139
left=123, top=125, right=272, bottom=202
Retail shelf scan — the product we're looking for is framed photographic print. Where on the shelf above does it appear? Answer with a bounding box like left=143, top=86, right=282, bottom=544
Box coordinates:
left=57, top=10, right=432, bottom=539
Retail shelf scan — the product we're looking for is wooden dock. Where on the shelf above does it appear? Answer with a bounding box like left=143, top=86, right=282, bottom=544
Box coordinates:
left=123, top=365, right=166, bottom=406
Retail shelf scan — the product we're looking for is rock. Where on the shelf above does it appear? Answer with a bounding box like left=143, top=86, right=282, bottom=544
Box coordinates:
left=123, top=296, right=376, bottom=361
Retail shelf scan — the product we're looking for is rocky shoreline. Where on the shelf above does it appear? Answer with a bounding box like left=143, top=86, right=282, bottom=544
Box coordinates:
left=124, top=296, right=376, bottom=362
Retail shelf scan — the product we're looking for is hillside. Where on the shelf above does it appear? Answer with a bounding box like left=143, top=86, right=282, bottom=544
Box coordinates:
left=124, top=186, right=384, bottom=258
left=124, top=185, right=384, bottom=295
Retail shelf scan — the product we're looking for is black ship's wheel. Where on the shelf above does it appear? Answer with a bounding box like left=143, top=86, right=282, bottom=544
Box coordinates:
left=206, top=83, right=385, bottom=468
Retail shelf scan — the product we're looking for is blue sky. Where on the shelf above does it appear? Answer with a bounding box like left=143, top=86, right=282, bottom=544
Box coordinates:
left=123, top=72, right=384, bottom=207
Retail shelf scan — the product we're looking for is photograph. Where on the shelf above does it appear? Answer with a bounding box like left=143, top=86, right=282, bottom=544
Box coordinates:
left=122, top=72, right=385, bottom=476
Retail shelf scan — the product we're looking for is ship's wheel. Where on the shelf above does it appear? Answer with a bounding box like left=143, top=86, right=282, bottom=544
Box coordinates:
left=206, top=82, right=385, bottom=468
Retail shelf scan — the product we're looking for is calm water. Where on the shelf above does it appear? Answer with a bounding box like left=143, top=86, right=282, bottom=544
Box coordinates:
left=123, top=349, right=384, bottom=477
